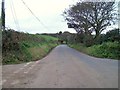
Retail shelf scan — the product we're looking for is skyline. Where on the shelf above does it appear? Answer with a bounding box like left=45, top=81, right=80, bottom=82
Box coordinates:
left=2, top=0, right=119, bottom=34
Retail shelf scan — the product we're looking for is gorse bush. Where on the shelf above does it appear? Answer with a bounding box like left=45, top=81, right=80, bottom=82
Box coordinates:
left=2, top=29, right=58, bottom=64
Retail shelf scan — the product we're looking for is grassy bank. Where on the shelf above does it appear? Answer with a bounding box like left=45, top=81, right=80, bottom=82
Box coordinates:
left=2, top=30, right=58, bottom=64
left=69, top=41, right=120, bottom=60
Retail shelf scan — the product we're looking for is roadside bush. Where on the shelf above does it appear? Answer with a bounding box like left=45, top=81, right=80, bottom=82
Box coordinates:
left=69, top=43, right=87, bottom=53
left=70, top=41, right=120, bottom=60
left=87, top=41, right=120, bottom=60
left=2, top=29, right=58, bottom=64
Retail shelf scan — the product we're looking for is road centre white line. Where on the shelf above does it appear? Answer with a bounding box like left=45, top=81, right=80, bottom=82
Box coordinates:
left=24, top=62, right=32, bottom=67
left=35, top=60, right=40, bottom=64
left=13, top=62, right=32, bottom=74
left=24, top=60, right=40, bottom=74
left=2, top=62, right=36, bottom=85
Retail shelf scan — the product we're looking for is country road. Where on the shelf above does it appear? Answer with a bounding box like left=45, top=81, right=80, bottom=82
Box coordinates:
left=2, top=45, right=118, bottom=88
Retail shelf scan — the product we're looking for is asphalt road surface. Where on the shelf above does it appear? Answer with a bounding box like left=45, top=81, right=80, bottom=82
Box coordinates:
left=2, top=45, right=118, bottom=88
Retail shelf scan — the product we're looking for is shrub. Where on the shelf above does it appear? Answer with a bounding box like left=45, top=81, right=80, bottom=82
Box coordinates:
left=87, top=41, right=120, bottom=60
left=2, top=29, right=58, bottom=64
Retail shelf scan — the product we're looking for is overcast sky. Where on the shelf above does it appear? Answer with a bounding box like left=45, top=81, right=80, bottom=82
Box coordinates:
left=2, top=0, right=120, bottom=34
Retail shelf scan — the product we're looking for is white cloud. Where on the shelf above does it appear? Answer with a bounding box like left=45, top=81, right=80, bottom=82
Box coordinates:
left=5, top=0, right=77, bottom=34
left=4, top=0, right=118, bottom=34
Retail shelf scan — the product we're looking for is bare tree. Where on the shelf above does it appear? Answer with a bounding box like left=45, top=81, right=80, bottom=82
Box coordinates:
left=63, top=1, right=116, bottom=42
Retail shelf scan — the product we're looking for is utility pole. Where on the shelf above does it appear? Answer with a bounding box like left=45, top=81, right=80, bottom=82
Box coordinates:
left=1, top=0, right=5, bottom=30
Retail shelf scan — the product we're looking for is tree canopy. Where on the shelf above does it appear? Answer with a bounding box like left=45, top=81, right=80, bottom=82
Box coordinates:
left=63, top=2, right=116, bottom=41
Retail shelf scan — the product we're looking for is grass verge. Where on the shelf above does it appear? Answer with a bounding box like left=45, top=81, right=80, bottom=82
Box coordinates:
left=69, top=41, right=120, bottom=60
left=2, top=30, right=58, bottom=64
